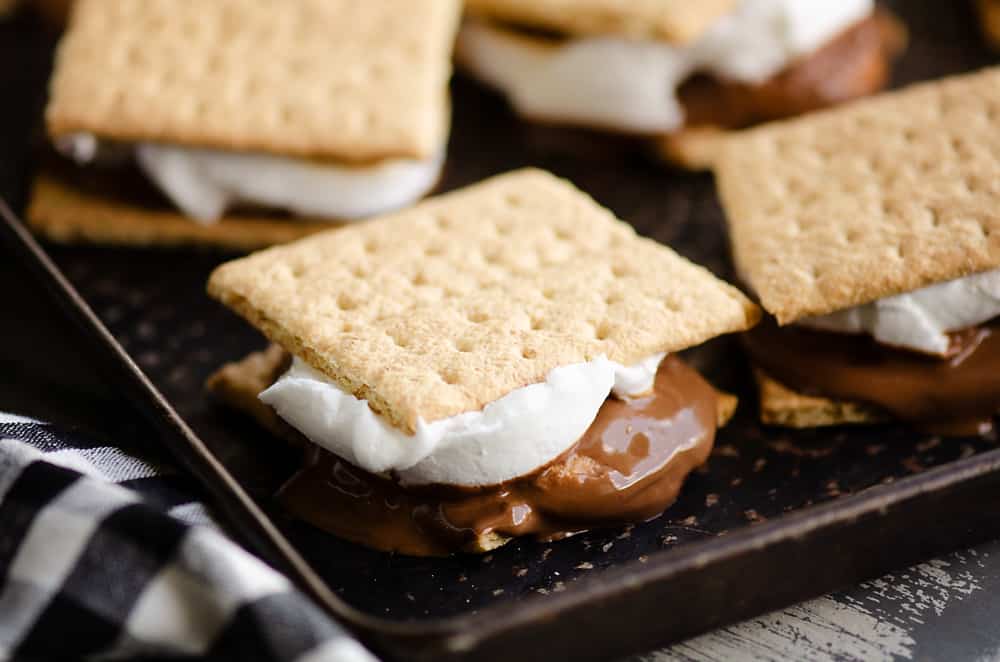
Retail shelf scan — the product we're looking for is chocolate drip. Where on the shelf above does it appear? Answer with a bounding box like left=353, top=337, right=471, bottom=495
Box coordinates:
left=744, top=319, right=1000, bottom=436
left=679, top=11, right=904, bottom=130
left=278, top=356, right=718, bottom=556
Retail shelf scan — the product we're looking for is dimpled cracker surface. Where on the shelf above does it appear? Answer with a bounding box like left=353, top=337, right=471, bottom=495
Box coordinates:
left=28, top=175, right=324, bottom=250
left=716, top=66, right=1000, bottom=325
left=208, top=169, right=759, bottom=434
left=46, top=0, right=460, bottom=162
left=463, top=0, right=735, bottom=44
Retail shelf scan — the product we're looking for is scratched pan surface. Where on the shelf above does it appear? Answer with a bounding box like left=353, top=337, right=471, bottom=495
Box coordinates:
left=5, top=2, right=1000, bottom=661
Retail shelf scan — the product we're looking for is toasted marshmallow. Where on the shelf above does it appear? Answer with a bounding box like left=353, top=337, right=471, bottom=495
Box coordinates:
left=260, top=353, right=666, bottom=488
left=58, top=133, right=444, bottom=224
left=456, top=0, right=873, bottom=133
left=799, top=270, right=1000, bottom=356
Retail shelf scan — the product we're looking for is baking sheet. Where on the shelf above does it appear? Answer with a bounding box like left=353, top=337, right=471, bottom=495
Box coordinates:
left=3, top=2, right=1000, bottom=659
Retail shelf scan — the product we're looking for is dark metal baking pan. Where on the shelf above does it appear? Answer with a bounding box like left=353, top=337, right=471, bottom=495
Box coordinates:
left=4, top=2, right=1000, bottom=660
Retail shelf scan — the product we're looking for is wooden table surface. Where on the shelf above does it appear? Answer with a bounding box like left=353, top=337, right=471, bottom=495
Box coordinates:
left=646, top=538, right=1000, bottom=661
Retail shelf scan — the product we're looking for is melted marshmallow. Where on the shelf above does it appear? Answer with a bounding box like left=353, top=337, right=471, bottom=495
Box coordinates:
left=58, top=133, right=443, bottom=224
left=260, top=353, right=666, bottom=488
left=800, top=270, right=1000, bottom=356
left=456, top=0, right=873, bottom=133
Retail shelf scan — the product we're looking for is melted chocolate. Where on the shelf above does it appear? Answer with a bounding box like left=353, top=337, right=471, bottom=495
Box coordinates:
left=744, top=319, right=1000, bottom=436
left=278, top=356, right=718, bottom=556
left=35, top=0, right=73, bottom=26
left=479, top=12, right=901, bottom=163
left=679, top=11, right=905, bottom=130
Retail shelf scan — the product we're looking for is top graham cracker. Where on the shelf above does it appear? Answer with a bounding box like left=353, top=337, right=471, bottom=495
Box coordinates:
left=463, top=0, right=736, bottom=44
left=208, top=169, right=759, bottom=434
left=45, top=0, right=461, bottom=162
left=716, top=66, right=1000, bottom=325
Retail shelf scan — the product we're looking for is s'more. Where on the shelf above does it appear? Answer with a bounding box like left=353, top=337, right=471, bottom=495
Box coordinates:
left=716, top=67, right=1000, bottom=435
left=455, top=0, right=905, bottom=169
left=206, top=169, right=759, bottom=555
left=30, top=0, right=461, bottom=249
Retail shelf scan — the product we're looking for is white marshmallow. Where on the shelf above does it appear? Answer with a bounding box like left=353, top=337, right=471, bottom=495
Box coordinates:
left=612, top=352, right=667, bottom=397
left=458, top=26, right=691, bottom=133
left=58, top=133, right=444, bottom=224
left=799, top=270, right=1000, bottom=356
left=260, top=353, right=666, bottom=488
left=456, top=0, right=873, bottom=133
left=698, top=0, right=874, bottom=81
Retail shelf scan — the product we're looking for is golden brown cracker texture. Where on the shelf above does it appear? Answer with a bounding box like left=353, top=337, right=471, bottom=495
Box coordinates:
left=28, top=174, right=327, bottom=250
left=717, top=67, right=1000, bottom=324
left=754, top=370, right=885, bottom=428
left=208, top=168, right=759, bottom=433
left=47, top=0, right=461, bottom=162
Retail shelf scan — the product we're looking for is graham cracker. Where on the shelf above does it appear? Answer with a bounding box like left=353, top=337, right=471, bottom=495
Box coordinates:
left=46, top=0, right=461, bottom=162
left=754, top=370, right=885, bottom=429
left=208, top=168, right=759, bottom=434
left=716, top=66, right=1000, bottom=325
left=464, top=0, right=735, bottom=44
left=716, top=392, right=738, bottom=428
left=655, top=127, right=729, bottom=171
left=979, top=0, right=1000, bottom=49
left=208, top=346, right=739, bottom=439
left=206, top=345, right=295, bottom=442
left=28, top=174, right=326, bottom=250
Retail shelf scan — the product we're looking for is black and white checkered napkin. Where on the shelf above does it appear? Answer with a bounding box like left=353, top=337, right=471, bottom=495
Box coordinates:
left=0, top=413, right=377, bottom=662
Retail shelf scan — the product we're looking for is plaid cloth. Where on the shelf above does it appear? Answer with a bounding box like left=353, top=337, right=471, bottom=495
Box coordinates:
left=0, top=413, right=377, bottom=662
